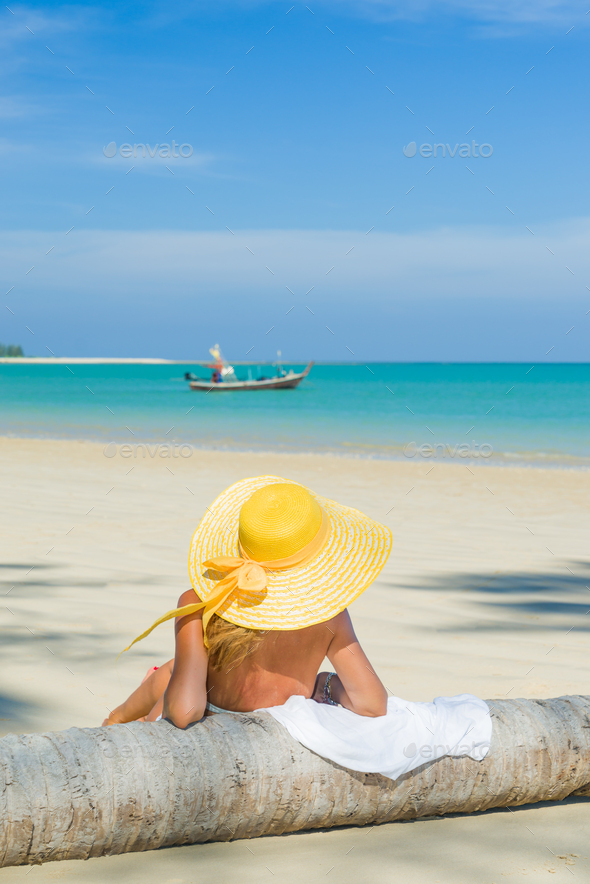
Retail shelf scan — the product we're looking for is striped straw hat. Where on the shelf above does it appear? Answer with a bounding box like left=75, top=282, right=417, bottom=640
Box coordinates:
left=188, top=475, right=392, bottom=632
left=124, top=476, right=392, bottom=652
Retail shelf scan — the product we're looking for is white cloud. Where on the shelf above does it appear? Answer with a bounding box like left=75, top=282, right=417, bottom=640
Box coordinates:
left=2, top=221, right=589, bottom=303
left=3, top=222, right=588, bottom=360
left=0, top=5, right=97, bottom=50
left=93, top=144, right=216, bottom=177
left=0, top=137, right=217, bottom=175
left=169, top=0, right=589, bottom=27
left=0, top=96, right=38, bottom=118
left=318, top=0, right=589, bottom=26
left=0, top=136, right=33, bottom=156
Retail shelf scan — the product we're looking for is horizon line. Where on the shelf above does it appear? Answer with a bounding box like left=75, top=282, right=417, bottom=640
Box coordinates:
left=1, top=358, right=589, bottom=367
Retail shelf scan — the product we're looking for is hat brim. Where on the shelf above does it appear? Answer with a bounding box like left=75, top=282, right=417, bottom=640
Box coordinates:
left=188, top=476, right=392, bottom=631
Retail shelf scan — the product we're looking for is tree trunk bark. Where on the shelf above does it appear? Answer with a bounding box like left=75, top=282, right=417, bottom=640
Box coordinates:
left=2, top=695, right=590, bottom=868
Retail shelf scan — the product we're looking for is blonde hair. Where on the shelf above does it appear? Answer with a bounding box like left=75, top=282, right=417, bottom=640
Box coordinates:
left=206, top=613, right=265, bottom=671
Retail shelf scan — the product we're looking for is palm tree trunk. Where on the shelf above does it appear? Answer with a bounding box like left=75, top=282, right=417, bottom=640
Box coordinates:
left=2, top=695, right=590, bottom=868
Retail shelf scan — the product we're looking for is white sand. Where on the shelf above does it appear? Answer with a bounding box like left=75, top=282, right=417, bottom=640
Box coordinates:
left=1, top=438, right=589, bottom=881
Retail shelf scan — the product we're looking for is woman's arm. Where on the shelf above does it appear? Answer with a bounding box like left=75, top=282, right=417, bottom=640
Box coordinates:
left=103, top=660, right=173, bottom=724
left=162, top=589, right=209, bottom=728
left=320, top=609, right=388, bottom=717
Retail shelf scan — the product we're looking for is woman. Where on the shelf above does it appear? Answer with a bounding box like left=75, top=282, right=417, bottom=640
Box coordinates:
left=104, top=477, right=389, bottom=727
left=104, top=477, right=490, bottom=782
left=103, top=608, right=386, bottom=727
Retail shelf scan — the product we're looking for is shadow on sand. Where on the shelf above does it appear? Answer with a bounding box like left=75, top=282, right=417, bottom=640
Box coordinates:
left=0, top=691, right=42, bottom=735
left=385, top=559, right=590, bottom=632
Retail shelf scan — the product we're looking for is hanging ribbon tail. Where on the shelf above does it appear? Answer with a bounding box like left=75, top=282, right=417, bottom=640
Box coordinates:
left=200, top=580, right=241, bottom=645
left=118, top=601, right=207, bottom=658
left=119, top=580, right=241, bottom=658
left=120, top=553, right=272, bottom=659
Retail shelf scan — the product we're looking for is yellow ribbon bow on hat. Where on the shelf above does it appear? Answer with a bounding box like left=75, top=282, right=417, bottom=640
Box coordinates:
left=120, top=555, right=266, bottom=653
left=195, top=554, right=269, bottom=643
left=122, top=510, right=330, bottom=653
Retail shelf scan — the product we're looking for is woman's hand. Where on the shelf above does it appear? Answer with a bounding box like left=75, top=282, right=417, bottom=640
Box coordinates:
left=102, top=709, right=126, bottom=726
left=312, top=672, right=331, bottom=704
left=312, top=671, right=347, bottom=706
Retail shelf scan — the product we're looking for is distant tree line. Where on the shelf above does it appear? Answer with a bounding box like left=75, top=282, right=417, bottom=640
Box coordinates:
left=0, top=343, right=24, bottom=357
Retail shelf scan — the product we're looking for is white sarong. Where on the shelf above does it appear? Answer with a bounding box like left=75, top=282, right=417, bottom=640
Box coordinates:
left=263, top=693, right=492, bottom=782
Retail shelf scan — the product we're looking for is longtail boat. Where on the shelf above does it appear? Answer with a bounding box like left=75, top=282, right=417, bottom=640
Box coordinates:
left=185, top=345, right=313, bottom=392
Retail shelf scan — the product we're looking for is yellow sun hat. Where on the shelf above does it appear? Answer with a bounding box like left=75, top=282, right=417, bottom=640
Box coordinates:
left=123, top=476, right=392, bottom=651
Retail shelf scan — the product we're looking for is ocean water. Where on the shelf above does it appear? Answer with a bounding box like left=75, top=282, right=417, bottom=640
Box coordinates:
left=0, top=362, right=589, bottom=466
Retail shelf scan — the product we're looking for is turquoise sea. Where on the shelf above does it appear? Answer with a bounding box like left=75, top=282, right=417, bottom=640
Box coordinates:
left=0, top=363, right=589, bottom=466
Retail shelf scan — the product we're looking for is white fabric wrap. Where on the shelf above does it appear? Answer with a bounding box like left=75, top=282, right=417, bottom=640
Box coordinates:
left=263, top=693, right=492, bottom=781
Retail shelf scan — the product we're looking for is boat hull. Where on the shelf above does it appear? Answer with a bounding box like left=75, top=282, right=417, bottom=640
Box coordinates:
left=188, top=362, right=313, bottom=392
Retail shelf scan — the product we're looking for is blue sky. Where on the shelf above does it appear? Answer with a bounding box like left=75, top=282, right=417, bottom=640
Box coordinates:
left=2, top=0, right=589, bottom=360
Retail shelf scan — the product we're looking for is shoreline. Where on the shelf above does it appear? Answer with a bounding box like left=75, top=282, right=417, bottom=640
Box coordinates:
left=3, top=357, right=307, bottom=365
left=1, top=432, right=589, bottom=471
left=0, top=357, right=309, bottom=365
left=0, top=357, right=218, bottom=365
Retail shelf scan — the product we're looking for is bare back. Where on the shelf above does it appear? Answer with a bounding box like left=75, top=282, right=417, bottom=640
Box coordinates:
left=106, top=598, right=387, bottom=729
left=160, top=589, right=387, bottom=727
left=207, top=621, right=334, bottom=712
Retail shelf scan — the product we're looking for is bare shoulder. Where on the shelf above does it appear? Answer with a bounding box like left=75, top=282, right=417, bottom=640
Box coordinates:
left=324, top=609, right=357, bottom=644
left=177, top=588, right=203, bottom=609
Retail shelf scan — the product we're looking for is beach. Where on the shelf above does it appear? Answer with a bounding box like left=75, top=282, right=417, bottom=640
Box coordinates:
left=1, top=436, right=589, bottom=882
left=5, top=0, right=589, bottom=875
